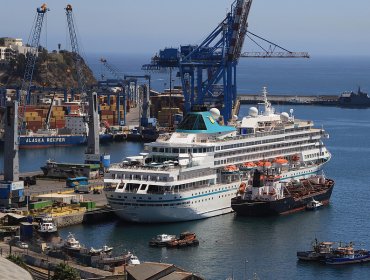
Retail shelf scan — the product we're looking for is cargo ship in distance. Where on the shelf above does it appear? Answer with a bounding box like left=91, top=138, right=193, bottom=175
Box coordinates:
left=15, top=112, right=111, bottom=149
left=104, top=87, right=331, bottom=223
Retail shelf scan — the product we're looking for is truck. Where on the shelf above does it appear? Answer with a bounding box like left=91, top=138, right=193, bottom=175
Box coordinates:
left=74, top=184, right=91, bottom=194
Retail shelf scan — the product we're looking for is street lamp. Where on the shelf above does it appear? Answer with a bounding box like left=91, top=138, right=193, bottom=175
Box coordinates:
left=244, top=258, right=248, bottom=280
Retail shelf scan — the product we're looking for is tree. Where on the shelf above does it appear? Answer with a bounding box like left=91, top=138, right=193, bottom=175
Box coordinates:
left=52, top=263, right=80, bottom=280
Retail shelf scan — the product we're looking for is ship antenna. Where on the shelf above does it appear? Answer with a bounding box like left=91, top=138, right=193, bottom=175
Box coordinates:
left=262, top=87, right=273, bottom=115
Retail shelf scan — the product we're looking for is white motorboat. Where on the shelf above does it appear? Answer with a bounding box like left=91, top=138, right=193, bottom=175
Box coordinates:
left=64, top=233, right=82, bottom=251
left=306, top=199, right=324, bottom=210
left=149, top=234, right=177, bottom=247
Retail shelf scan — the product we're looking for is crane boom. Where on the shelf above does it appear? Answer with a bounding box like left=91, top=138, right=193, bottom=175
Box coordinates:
left=20, top=3, right=48, bottom=105
left=241, top=52, right=310, bottom=58
left=65, top=4, right=86, bottom=95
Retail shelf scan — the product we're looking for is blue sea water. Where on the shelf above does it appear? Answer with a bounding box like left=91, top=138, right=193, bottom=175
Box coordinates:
left=85, top=53, right=370, bottom=95
left=56, top=104, right=370, bottom=280
left=2, top=55, right=370, bottom=279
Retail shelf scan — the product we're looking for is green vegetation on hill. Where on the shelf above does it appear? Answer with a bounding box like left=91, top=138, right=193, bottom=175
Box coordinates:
left=0, top=48, right=96, bottom=88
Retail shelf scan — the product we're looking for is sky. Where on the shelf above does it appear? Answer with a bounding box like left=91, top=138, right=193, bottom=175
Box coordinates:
left=1, top=0, right=370, bottom=56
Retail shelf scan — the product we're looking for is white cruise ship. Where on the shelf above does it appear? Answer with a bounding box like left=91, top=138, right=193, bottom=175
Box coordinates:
left=104, top=87, right=331, bottom=223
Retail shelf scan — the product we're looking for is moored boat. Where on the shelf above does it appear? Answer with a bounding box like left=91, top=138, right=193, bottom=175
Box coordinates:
left=306, top=198, right=323, bottom=211
left=37, top=215, right=58, bottom=238
left=149, top=234, right=177, bottom=247
left=297, top=240, right=335, bottom=261
left=63, top=232, right=82, bottom=251
left=166, top=232, right=199, bottom=248
left=231, top=170, right=335, bottom=216
left=298, top=240, right=370, bottom=265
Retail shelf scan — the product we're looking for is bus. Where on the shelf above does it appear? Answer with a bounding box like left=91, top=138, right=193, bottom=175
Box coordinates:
left=66, top=177, right=89, bottom=188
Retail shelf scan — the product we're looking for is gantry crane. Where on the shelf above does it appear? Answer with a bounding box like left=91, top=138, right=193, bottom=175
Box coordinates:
left=20, top=3, right=49, bottom=105
left=142, top=0, right=308, bottom=122
left=100, top=58, right=129, bottom=125
left=100, top=58, right=151, bottom=126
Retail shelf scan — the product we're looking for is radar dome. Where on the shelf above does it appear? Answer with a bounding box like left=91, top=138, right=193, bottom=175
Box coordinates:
left=249, top=107, right=258, bottom=117
left=280, top=112, right=289, bottom=122
left=210, top=108, right=221, bottom=119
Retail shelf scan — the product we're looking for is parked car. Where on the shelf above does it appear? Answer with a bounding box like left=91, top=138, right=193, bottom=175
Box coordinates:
left=16, top=241, right=28, bottom=249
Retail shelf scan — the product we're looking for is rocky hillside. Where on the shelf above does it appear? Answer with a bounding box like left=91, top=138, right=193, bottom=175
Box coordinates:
left=0, top=49, right=96, bottom=88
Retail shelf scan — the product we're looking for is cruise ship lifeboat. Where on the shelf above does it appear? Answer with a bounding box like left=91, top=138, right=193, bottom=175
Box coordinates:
left=222, top=165, right=239, bottom=174
left=240, top=162, right=257, bottom=170
left=274, top=157, right=289, bottom=165
left=257, top=161, right=272, bottom=168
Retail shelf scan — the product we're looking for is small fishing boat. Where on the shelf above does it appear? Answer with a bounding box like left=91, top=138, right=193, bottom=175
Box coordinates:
left=306, top=199, right=323, bottom=210
left=37, top=215, right=58, bottom=237
left=128, top=253, right=141, bottom=265
left=89, top=247, right=103, bottom=255
left=149, top=234, right=177, bottom=247
left=89, top=245, right=113, bottom=255
left=63, top=232, right=82, bottom=251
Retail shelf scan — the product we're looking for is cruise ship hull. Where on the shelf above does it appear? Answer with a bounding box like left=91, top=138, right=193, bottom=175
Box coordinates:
left=106, top=184, right=238, bottom=223
left=231, top=183, right=334, bottom=216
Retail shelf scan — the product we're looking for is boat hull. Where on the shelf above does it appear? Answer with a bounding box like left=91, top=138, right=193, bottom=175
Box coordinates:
left=106, top=184, right=238, bottom=223
left=325, top=254, right=370, bottom=265
left=18, top=135, right=87, bottom=149
left=231, top=184, right=334, bottom=216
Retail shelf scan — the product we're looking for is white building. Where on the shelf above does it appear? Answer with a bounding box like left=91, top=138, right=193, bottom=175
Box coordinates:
left=0, top=37, right=33, bottom=61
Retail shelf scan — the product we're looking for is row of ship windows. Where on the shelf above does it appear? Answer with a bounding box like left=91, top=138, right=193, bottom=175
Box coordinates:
left=215, top=128, right=312, bottom=151
left=112, top=185, right=237, bottom=200
left=305, top=152, right=326, bottom=159
left=215, top=134, right=320, bottom=159
left=214, top=145, right=318, bottom=166
left=110, top=193, right=235, bottom=207
left=151, top=147, right=214, bottom=153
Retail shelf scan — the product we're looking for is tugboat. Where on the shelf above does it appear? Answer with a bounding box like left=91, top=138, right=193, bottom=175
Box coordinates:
left=166, top=232, right=199, bottom=248
left=297, top=239, right=335, bottom=261
left=231, top=170, right=335, bottom=216
left=298, top=240, right=370, bottom=264
left=325, top=243, right=370, bottom=265
left=149, top=234, right=177, bottom=247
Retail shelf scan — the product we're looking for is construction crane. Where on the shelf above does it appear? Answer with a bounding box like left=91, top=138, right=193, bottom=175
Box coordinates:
left=20, top=3, right=49, bottom=105
left=65, top=4, right=87, bottom=96
left=142, top=0, right=308, bottom=122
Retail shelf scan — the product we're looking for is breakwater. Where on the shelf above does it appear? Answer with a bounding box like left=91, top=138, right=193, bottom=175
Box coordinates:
left=239, top=94, right=338, bottom=106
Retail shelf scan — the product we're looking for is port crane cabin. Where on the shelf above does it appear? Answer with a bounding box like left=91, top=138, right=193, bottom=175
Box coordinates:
left=142, top=0, right=308, bottom=123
